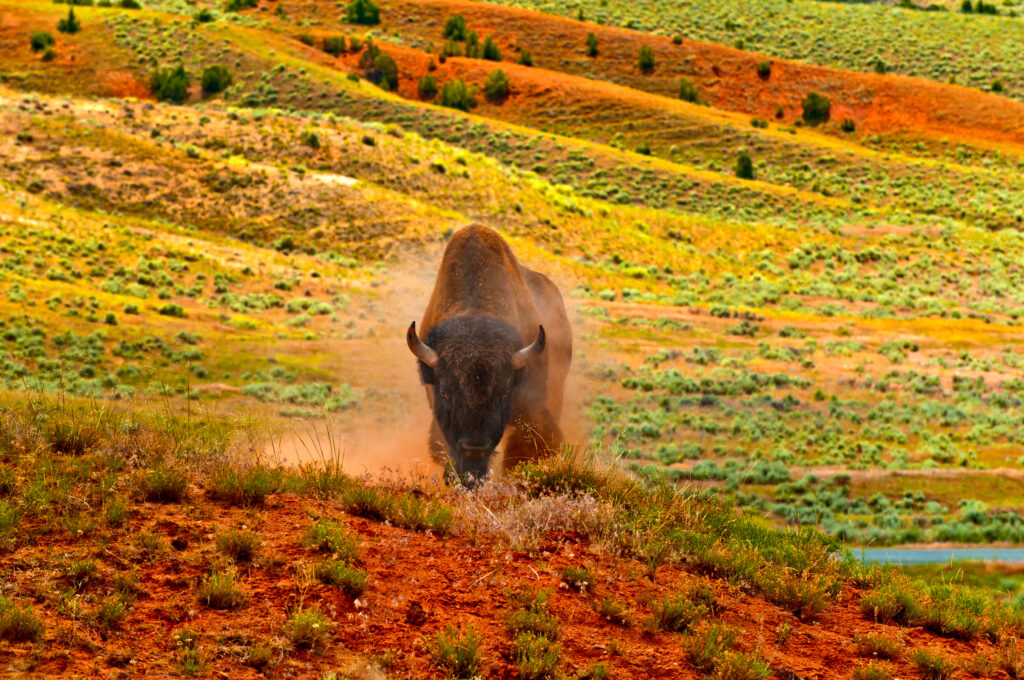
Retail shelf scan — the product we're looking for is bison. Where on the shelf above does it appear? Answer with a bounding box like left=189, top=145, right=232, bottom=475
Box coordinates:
left=407, top=224, right=572, bottom=485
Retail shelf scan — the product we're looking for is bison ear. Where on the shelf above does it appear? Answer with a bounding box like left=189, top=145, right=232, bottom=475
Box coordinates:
left=512, top=325, right=545, bottom=370
left=407, top=321, right=438, bottom=368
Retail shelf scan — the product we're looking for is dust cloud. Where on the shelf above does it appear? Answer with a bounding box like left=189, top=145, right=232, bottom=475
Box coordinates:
left=264, top=240, right=591, bottom=479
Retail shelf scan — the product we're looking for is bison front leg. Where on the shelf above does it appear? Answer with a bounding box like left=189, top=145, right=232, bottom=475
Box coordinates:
left=503, top=409, right=562, bottom=472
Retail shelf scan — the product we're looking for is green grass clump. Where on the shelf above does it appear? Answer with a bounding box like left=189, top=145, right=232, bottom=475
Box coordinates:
left=313, top=560, right=368, bottom=597
left=394, top=494, right=454, bottom=534
left=66, top=559, right=98, bottom=589
left=683, top=624, right=739, bottom=673
left=104, top=497, right=128, bottom=527
left=95, top=593, right=128, bottom=629
left=341, top=484, right=396, bottom=520
left=137, top=464, right=189, bottom=503
left=859, top=581, right=920, bottom=625
left=910, top=648, right=956, bottom=680
left=134, top=531, right=169, bottom=559
left=504, top=587, right=560, bottom=678
left=513, top=632, right=561, bottom=680
left=208, top=464, right=282, bottom=506
left=918, top=584, right=987, bottom=639
left=0, top=597, right=45, bottom=642
left=852, top=662, right=894, bottom=680
left=429, top=625, right=482, bottom=679
left=285, top=607, right=330, bottom=649
left=198, top=571, right=246, bottom=610
left=755, top=571, right=832, bottom=621
left=304, top=520, right=359, bottom=562
left=505, top=588, right=558, bottom=639
left=216, top=529, right=261, bottom=563
left=854, top=633, right=901, bottom=659
left=711, top=652, right=771, bottom=680
left=175, top=628, right=202, bottom=674
left=48, top=419, right=100, bottom=456
left=593, top=597, right=630, bottom=626
left=962, top=651, right=997, bottom=678
left=644, top=592, right=708, bottom=633
left=561, top=565, right=593, bottom=591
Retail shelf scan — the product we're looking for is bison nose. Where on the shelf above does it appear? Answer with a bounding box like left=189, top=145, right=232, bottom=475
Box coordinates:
left=458, top=437, right=492, bottom=457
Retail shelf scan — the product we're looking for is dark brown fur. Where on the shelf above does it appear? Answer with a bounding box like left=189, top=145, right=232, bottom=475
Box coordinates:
left=411, top=224, right=572, bottom=478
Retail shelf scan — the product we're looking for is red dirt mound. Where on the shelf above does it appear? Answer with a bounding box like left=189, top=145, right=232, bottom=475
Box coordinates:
left=0, top=488, right=1006, bottom=678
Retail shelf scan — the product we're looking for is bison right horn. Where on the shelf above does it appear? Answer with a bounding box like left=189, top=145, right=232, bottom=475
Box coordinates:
left=407, top=322, right=438, bottom=367
left=512, top=325, right=546, bottom=370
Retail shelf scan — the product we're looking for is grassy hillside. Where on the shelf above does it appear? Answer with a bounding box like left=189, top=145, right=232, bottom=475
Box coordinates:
left=478, top=0, right=1024, bottom=100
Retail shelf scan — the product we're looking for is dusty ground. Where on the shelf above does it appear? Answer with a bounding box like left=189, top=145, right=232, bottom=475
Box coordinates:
left=0, top=488, right=1003, bottom=679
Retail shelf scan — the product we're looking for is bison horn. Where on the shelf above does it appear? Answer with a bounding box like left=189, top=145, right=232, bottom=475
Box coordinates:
left=512, top=325, right=546, bottom=370
left=407, top=322, right=438, bottom=367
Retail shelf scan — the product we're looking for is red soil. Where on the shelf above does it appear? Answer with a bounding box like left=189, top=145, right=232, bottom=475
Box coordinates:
left=0, top=490, right=1005, bottom=678
left=0, top=6, right=151, bottom=100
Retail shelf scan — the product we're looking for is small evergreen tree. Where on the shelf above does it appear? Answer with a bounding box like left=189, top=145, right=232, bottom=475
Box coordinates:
left=418, top=74, right=438, bottom=99
left=443, top=14, right=467, bottom=40
left=346, top=0, right=380, bottom=26
left=360, top=46, right=398, bottom=91
left=465, top=31, right=480, bottom=58
left=30, top=32, right=55, bottom=52
left=482, top=36, right=501, bottom=61
left=801, top=91, right=831, bottom=126
left=518, top=50, right=533, bottom=66
left=756, top=61, right=771, bottom=79
left=439, top=79, right=475, bottom=111
left=322, top=35, right=346, bottom=56
left=586, top=32, right=598, bottom=57
left=201, top=65, right=232, bottom=94
left=151, top=65, right=190, bottom=104
left=961, top=0, right=973, bottom=10
left=440, top=40, right=461, bottom=58
left=679, top=78, right=698, bottom=103
left=484, top=69, right=510, bottom=103
left=638, top=46, right=655, bottom=73
left=57, top=7, right=81, bottom=34
left=735, top=151, right=755, bottom=180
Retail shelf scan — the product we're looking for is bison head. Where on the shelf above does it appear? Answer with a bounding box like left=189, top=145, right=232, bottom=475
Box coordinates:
left=407, top=316, right=545, bottom=486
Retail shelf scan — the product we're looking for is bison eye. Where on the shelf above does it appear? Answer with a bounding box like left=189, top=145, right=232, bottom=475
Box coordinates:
left=440, top=390, right=449, bottom=401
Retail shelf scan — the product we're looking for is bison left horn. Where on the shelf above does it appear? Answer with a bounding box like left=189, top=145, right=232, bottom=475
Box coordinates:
left=407, top=322, right=438, bottom=367
left=512, top=325, right=546, bottom=370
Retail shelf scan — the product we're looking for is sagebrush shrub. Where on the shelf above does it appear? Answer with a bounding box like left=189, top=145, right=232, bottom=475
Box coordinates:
left=151, top=65, right=190, bottom=104
left=201, top=65, right=232, bottom=95
left=801, top=91, right=831, bottom=125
